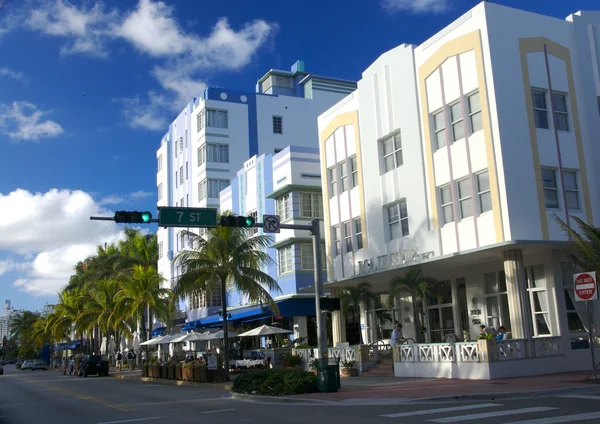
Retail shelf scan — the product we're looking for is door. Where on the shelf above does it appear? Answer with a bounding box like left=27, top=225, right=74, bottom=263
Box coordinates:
left=428, top=305, right=455, bottom=343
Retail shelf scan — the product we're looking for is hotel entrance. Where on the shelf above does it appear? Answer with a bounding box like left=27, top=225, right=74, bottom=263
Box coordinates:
left=427, top=280, right=454, bottom=343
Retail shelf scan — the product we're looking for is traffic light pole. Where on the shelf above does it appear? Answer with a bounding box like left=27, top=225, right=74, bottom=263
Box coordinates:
left=90, top=217, right=159, bottom=223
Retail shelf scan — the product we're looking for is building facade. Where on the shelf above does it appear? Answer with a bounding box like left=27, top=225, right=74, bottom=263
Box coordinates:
left=180, top=146, right=327, bottom=343
left=0, top=300, right=16, bottom=341
left=156, top=61, right=356, bottom=329
left=318, top=2, right=600, bottom=378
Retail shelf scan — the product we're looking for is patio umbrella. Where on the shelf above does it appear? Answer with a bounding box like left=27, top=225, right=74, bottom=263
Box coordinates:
left=120, top=335, right=126, bottom=352
left=207, top=330, right=239, bottom=340
left=100, top=336, right=107, bottom=355
left=238, top=325, right=292, bottom=337
left=132, top=332, right=140, bottom=353
left=109, top=335, right=116, bottom=355
left=185, top=332, right=213, bottom=342
left=140, top=335, right=165, bottom=346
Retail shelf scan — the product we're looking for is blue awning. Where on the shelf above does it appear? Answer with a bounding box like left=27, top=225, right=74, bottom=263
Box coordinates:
left=68, top=341, right=82, bottom=349
left=242, top=315, right=271, bottom=324
left=276, top=298, right=316, bottom=317
left=201, top=304, right=268, bottom=325
left=151, top=327, right=167, bottom=337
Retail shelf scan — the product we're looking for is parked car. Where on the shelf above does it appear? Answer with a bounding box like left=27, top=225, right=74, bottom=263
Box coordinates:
left=31, top=360, right=47, bottom=371
left=0, top=363, right=4, bottom=375
left=20, top=360, right=33, bottom=370
left=78, top=355, right=109, bottom=377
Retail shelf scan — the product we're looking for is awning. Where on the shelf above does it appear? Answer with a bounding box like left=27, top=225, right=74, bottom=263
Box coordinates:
left=201, top=304, right=268, bottom=325
left=276, top=297, right=317, bottom=316
left=68, top=341, right=82, bottom=349
left=151, top=327, right=167, bottom=337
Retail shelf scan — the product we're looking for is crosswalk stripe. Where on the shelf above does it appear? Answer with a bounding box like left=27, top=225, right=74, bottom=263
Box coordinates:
left=427, top=407, right=557, bottom=423
left=379, top=403, right=500, bottom=418
left=559, top=394, right=600, bottom=400
left=504, top=411, right=600, bottom=424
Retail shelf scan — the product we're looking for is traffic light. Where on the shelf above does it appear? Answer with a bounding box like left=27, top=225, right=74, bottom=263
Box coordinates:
left=114, top=211, right=152, bottom=224
left=219, top=215, right=255, bottom=227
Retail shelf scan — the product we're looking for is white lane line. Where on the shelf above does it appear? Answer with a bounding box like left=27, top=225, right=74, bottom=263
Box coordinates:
left=559, top=394, right=600, bottom=400
left=200, top=409, right=236, bottom=414
left=128, top=397, right=225, bottom=407
left=93, top=417, right=164, bottom=424
left=505, top=411, right=600, bottom=424
left=427, top=407, right=558, bottom=423
left=379, top=403, right=500, bottom=418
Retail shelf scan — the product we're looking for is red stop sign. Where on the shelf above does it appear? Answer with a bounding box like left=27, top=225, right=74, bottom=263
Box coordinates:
left=575, top=273, right=597, bottom=301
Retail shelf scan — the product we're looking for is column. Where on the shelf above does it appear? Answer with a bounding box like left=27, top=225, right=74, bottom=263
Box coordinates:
left=393, top=295, right=402, bottom=325
left=330, top=288, right=346, bottom=346
left=451, top=279, right=463, bottom=341
left=504, top=249, right=533, bottom=340
left=293, top=316, right=308, bottom=340
left=359, top=300, right=369, bottom=344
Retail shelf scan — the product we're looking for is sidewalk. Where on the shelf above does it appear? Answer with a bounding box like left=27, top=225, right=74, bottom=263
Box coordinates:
left=289, top=372, right=600, bottom=402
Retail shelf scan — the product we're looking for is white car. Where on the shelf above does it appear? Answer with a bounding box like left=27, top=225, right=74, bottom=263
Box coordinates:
left=20, top=360, right=33, bottom=370
left=32, top=360, right=47, bottom=370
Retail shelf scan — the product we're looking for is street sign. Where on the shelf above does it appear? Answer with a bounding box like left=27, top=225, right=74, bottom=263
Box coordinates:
left=262, top=214, right=281, bottom=233
left=158, top=207, right=218, bottom=228
left=574, top=272, right=598, bottom=301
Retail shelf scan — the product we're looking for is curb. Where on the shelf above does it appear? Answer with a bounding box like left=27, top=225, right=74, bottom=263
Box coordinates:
left=134, top=376, right=232, bottom=391
left=413, top=384, right=600, bottom=402
left=230, top=392, right=336, bottom=404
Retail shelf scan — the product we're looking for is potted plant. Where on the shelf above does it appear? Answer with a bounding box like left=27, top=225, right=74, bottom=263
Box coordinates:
left=167, top=361, right=176, bottom=380
left=182, top=362, right=193, bottom=381
left=142, top=362, right=148, bottom=377
left=341, top=360, right=358, bottom=378
left=193, top=361, right=207, bottom=383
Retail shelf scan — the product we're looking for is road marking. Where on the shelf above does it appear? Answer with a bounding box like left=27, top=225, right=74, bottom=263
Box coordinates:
left=427, top=407, right=558, bottom=423
left=93, top=418, right=164, bottom=424
left=505, top=411, right=600, bottom=423
left=128, top=397, right=225, bottom=407
left=380, top=403, right=500, bottom=418
left=559, top=394, right=600, bottom=400
left=200, top=409, right=236, bottom=414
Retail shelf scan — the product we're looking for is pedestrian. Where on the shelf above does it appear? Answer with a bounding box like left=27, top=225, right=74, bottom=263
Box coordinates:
left=115, top=351, right=122, bottom=372
left=141, top=350, right=147, bottom=363
left=127, top=350, right=134, bottom=371
left=390, top=324, right=404, bottom=346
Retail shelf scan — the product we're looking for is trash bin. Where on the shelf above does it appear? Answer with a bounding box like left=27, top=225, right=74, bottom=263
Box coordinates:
left=316, top=357, right=340, bottom=393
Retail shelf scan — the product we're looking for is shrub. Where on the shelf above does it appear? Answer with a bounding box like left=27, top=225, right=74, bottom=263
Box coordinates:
left=232, top=368, right=317, bottom=396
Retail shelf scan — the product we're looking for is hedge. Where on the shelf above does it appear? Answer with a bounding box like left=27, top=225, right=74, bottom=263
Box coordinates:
left=232, top=368, right=318, bottom=396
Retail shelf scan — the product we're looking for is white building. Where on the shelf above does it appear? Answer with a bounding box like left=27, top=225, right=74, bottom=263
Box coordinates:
left=0, top=300, right=16, bottom=341
left=180, top=147, right=327, bottom=342
left=156, top=61, right=356, bottom=331
left=316, top=2, right=600, bottom=379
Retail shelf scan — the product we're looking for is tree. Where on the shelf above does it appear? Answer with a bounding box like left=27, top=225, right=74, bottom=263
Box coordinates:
left=340, top=282, right=377, bottom=344
left=556, top=215, right=600, bottom=273
left=173, top=213, right=281, bottom=380
left=389, top=268, right=437, bottom=343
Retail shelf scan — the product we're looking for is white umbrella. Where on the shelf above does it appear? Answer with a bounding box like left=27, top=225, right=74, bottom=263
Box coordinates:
left=208, top=330, right=239, bottom=339
left=238, top=325, right=292, bottom=337
left=185, top=332, right=213, bottom=342
left=140, top=335, right=165, bottom=346
left=133, top=332, right=140, bottom=353
left=120, top=335, right=126, bottom=352
left=100, top=336, right=107, bottom=355
left=109, top=335, right=116, bottom=355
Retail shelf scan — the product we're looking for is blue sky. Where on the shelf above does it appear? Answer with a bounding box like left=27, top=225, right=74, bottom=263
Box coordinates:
left=0, top=0, right=596, bottom=312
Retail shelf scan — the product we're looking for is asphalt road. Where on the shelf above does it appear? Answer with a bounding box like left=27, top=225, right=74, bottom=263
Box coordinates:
left=3, top=364, right=600, bottom=424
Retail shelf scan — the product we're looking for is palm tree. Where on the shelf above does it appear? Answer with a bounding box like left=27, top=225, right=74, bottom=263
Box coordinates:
left=11, top=311, right=40, bottom=358
left=340, top=282, right=377, bottom=344
left=173, top=212, right=281, bottom=380
left=389, top=268, right=437, bottom=343
left=556, top=215, right=600, bottom=272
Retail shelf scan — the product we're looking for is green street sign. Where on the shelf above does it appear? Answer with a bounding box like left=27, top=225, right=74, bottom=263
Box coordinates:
left=158, top=207, right=218, bottom=228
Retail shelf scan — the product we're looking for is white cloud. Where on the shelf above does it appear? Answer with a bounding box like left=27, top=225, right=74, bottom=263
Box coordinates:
left=130, top=190, right=153, bottom=199
left=99, top=195, right=125, bottom=205
left=381, top=0, right=450, bottom=14
left=99, top=190, right=153, bottom=205
left=26, top=0, right=118, bottom=57
left=0, top=188, right=127, bottom=296
left=114, top=91, right=169, bottom=131
left=0, top=67, right=24, bottom=81
left=0, top=101, right=64, bottom=141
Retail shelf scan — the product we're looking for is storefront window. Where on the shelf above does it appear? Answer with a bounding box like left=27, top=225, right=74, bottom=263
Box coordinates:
left=526, top=264, right=551, bottom=336
left=484, top=271, right=511, bottom=332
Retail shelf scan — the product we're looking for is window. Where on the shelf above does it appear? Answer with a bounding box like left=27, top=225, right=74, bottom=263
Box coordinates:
left=198, top=180, right=207, bottom=200
left=343, top=221, right=352, bottom=253
left=300, top=244, right=326, bottom=270
left=157, top=155, right=163, bottom=172
left=174, top=139, right=178, bottom=158
left=433, top=111, right=446, bottom=150
left=248, top=211, right=258, bottom=235
left=210, top=289, right=222, bottom=307
left=276, top=194, right=291, bottom=220
left=541, top=168, right=559, bottom=209
left=350, top=156, right=358, bottom=188
left=476, top=171, right=492, bottom=213
left=158, top=183, right=163, bottom=200
left=527, top=264, right=551, bottom=336
left=328, top=166, right=337, bottom=197
left=180, top=197, right=184, bottom=207
left=175, top=171, right=178, bottom=188
left=197, top=110, right=204, bottom=132
left=207, top=179, right=229, bottom=198
left=552, top=93, right=569, bottom=131
left=450, top=102, right=464, bottom=141
left=484, top=271, right=511, bottom=331
left=278, top=245, right=293, bottom=274
left=440, top=185, right=454, bottom=225
left=340, top=161, right=348, bottom=192
left=382, top=133, right=403, bottom=172
left=158, top=242, right=163, bottom=259
left=179, top=136, right=183, bottom=152
left=185, top=129, right=188, bottom=148
left=560, top=262, right=588, bottom=342
left=468, top=91, right=482, bottom=133
left=198, top=145, right=206, bottom=166
left=273, top=116, right=283, bottom=134
left=354, top=218, right=363, bottom=250
left=299, top=192, right=323, bottom=218
left=185, top=162, right=188, bottom=180
left=206, top=143, right=229, bottom=163
left=332, top=225, right=341, bottom=257
left=179, top=166, right=184, bottom=184
left=563, top=170, right=579, bottom=210
left=531, top=89, right=549, bottom=129
left=204, top=108, right=228, bottom=129
left=388, top=200, right=409, bottom=240
left=457, top=178, right=472, bottom=219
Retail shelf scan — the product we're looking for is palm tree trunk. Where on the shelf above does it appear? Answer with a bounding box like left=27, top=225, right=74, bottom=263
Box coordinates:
left=412, top=297, right=421, bottom=343
left=220, top=277, right=230, bottom=381
left=140, top=306, right=147, bottom=344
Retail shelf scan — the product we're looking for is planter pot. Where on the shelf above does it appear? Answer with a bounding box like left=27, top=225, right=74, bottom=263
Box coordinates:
left=198, top=367, right=207, bottom=383
left=142, top=365, right=148, bottom=377
left=341, top=368, right=358, bottom=378
left=160, top=365, right=167, bottom=379
left=168, top=366, right=175, bottom=380
left=150, top=366, right=158, bottom=378
left=183, top=367, right=192, bottom=381
left=176, top=365, right=182, bottom=381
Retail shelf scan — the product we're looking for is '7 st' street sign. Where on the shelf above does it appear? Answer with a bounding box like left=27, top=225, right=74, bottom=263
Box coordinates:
left=158, top=207, right=218, bottom=228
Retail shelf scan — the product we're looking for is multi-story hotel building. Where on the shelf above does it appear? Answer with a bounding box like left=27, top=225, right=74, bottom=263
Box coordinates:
left=318, top=2, right=600, bottom=378
left=155, top=61, right=356, bottom=330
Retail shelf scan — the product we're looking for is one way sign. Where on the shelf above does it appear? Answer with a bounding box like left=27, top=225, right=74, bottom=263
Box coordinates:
left=262, top=215, right=280, bottom=233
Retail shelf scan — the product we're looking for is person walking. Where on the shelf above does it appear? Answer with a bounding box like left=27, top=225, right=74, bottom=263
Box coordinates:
left=115, top=351, right=122, bottom=372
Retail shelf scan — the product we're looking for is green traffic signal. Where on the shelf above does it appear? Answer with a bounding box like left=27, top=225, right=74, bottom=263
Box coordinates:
left=141, top=212, right=151, bottom=223
left=220, top=215, right=255, bottom=228
left=245, top=216, right=255, bottom=227
left=114, top=211, right=153, bottom=224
